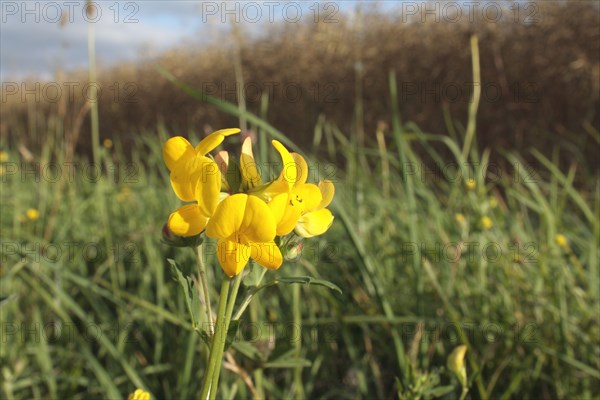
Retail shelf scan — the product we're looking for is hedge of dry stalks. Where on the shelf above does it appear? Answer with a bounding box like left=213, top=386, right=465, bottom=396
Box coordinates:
left=1, top=1, right=598, bottom=169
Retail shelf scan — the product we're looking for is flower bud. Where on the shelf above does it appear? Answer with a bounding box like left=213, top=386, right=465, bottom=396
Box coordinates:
left=447, top=344, right=468, bottom=388
left=284, top=241, right=303, bottom=261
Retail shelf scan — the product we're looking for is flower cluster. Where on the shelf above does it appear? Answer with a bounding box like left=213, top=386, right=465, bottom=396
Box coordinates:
left=163, top=129, right=334, bottom=276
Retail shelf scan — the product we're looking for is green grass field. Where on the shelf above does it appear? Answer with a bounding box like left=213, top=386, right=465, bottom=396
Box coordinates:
left=1, top=46, right=599, bottom=400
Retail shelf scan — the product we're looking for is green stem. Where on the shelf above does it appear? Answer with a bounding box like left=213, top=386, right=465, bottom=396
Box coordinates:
left=232, top=268, right=267, bottom=321
left=292, top=282, right=304, bottom=398
left=209, top=274, right=243, bottom=400
left=462, top=34, right=481, bottom=160
left=200, top=279, right=230, bottom=400
left=87, top=8, right=100, bottom=166
left=196, top=244, right=214, bottom=333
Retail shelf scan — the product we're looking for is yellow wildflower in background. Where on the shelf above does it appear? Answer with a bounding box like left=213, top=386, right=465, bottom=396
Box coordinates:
left=117, top=186, right=133, bottom=204
left=0, top=150, right=8, bottom=162
left=128, top=388, right=150, bottom=400
left=555, top=234, right=568, bottom=250
left=481, top=216, right=493, bottom=230
left=455, top=213, right=465, bottom=224
left=26, top=208, right=40, bottom=221
left=103, top=138, right=113, bottom=149
left=466, top=178, right=476, bottom=190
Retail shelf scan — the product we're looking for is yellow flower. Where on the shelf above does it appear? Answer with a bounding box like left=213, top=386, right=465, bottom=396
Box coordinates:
left=103, top=138, right=113, bottom=149
left=481, top=216, right=493, bottom=230
left=128, top=388, right=150, bottom=400
left=26, top=208, right=39, bottom=221
left=163, top=129, right=240, bottom=237
left=455, top=213, right=465, bottom=224
left=0, top=150, right=8, bottom=162
left=254, top=140, right=334, bottom=238
left=447, top=345, right=468, bottom=388
left=554, top=234, right=568, bottom=249
left=466, top=178, right=476, bottom=190
left=206, top=193, right=282, bottom=276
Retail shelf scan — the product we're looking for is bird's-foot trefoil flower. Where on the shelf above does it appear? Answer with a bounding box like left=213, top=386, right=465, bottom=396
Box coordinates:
left=163, top=129, right=240, bottom=236
left=206, top=193, right=282, bottom=276
left=162, top=128, right=337, bottom=400
left=254, top=140, right=334, bottom=238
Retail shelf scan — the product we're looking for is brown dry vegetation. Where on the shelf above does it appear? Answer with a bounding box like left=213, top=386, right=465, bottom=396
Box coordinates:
left=2, top=1, right=599, bottom=169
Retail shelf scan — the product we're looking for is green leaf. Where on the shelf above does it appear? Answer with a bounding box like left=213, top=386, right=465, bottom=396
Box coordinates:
left=168, top=259, right=201, bottom=329
left=197, top=329, right=211, bottom=347
left=224, top=319, right=241, bottom=351
left=243, top=262, right=265, bottom=287
left=231, top=341, right=266, bottom=362
left=225, top=157, right=242, bottom=194
left=424, top=385, right=456, bottom=397
left=276, top=276, right=342, bottom=294
left=263, top=350, right=312, bottom=369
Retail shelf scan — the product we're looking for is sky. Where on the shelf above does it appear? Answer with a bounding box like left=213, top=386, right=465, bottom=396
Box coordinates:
left=1, top=1, right=550, bottom=81
left=1, top=0, right=393, bottom=81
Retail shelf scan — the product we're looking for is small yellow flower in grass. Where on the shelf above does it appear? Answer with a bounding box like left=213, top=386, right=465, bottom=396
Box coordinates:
left=26, top=208, right=40, bottom=221
left=481, top=216, right=493, bottom=230
left=455, top=213, right=465, bottom=224
left=103, top=138, right=113, bottom=149
left=555, top=234, right=568, bottom=250
left=128, top=388, right=150, bottom=400
left=206, top=193, right=282, bottom=276
left=0, top=150, right=8, bottom=162
left=447, top=344, right=468, bottom=388
left=163, top=129, right=240, bottom=237
left=117, top=186, right=133, bottom=203
left=466, top=178, right=476, bottom=190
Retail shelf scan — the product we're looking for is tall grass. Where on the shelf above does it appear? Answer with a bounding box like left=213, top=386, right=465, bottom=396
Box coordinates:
left=1, top=36, right=599, bottom=400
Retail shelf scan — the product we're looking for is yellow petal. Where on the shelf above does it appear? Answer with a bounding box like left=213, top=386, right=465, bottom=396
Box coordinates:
left=170, top=155, right=215, bottom=202
left=206, top=194, right=247, bottom=239
left=291, top=153, right=308, bottom=185
left=317, top=180, right=335, bottom=209
left=255, top=179, right=290, bottom=202
left=167, top=204, right=208, bottom=236
left=240, top=137, right=262, bottom=190
left=163, top=136, right=196, bottom=171
left=295, top=208, right=334, bottom=238
left=195, top=160, right=221, bottom=217
left=291, top=183, right=322, bottom=213
left=239, top=195, right=276, bottom=243
left=272, top=140, right=296, bottom=190
left=251, top=241, right=283, bottom=270
left=195, top=128, right=241, bottom=155
left=216, top=239, right=251, bottom=277
left=267, top=193, right=288, bottom=224
left=276, top=199, right=303, bottom=236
